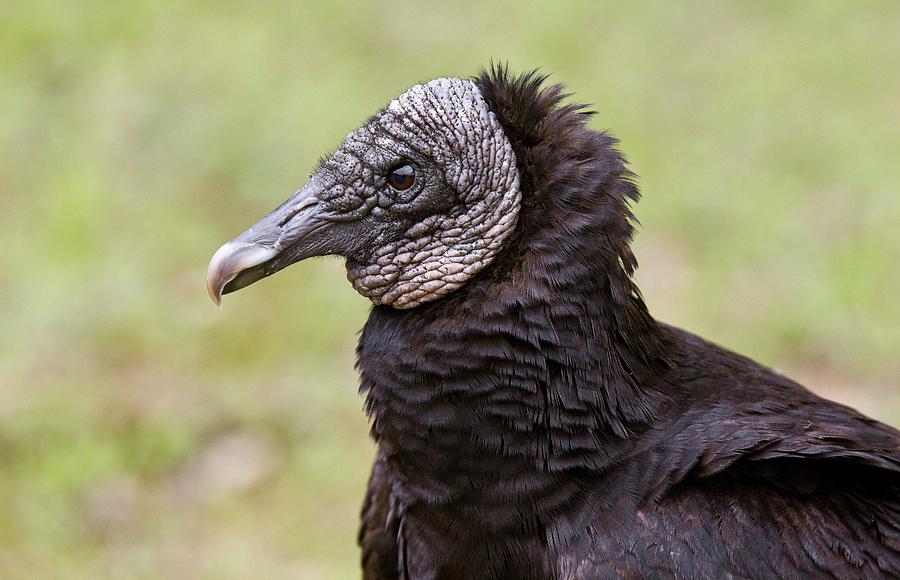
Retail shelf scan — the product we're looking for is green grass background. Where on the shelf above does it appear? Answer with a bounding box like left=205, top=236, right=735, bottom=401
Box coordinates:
left=2, top=1, right=899, bottom=578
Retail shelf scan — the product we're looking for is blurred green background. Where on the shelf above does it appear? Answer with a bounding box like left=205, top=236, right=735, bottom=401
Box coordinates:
left=2, top=1, right=899, bottom=578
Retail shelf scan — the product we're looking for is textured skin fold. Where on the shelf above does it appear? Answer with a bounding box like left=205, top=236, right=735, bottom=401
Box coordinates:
left=339, top=77, right=521, bottom=308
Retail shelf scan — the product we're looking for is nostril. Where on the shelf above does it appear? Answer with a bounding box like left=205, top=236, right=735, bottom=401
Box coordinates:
left=277, top=212, right=295, bottom=228
left=278, top=196, right=320, bottom=227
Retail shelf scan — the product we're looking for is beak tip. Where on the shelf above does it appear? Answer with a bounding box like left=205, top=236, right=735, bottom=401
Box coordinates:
left=206, top=243, right=230, bottom=307
left=206, top=240, right=280, bottom=307
left=208, top=285, right=223, bottom=308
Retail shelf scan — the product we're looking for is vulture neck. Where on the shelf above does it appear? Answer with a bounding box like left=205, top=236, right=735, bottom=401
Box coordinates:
left=357, top=72, right=672, bottom=510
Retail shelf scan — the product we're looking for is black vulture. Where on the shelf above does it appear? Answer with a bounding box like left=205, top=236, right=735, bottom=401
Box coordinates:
left=206, top=67, right=900, bottom=579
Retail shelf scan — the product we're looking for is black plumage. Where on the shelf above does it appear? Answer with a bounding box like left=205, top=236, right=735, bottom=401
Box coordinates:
left=356, top=70, right=900, bottom=579
left=209, top=67, right=900, bottom=579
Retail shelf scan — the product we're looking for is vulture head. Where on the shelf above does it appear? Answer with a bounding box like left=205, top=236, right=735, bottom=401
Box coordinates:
left=207, top=76, right=523, bottom=309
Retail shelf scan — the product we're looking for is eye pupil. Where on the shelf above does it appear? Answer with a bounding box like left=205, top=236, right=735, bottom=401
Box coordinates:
left=387, top=164, right=415, bottom=191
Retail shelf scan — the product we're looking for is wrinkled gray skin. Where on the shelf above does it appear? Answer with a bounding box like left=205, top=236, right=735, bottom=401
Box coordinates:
left=207, top=77, right=521, bottom=309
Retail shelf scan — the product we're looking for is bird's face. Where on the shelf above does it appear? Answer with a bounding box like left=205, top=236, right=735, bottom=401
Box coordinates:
left=207, top=77, right=520, bottom=308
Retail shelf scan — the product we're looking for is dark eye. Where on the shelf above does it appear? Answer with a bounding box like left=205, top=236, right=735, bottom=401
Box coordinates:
left=387, top=164, right=415, bottom=191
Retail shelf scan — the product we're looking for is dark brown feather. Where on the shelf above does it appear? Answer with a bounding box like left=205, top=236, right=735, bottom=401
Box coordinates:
left=356, top=66, right=900, bottom=579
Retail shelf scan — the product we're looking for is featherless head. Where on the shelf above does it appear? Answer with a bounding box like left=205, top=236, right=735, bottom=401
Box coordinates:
left=207, top=77, right=521, bottom=308
left=207, top=66, right=640, bottom=310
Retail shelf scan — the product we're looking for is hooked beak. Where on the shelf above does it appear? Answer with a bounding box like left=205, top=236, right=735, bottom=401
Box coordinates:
left=206, top=180, right=331, bottom=306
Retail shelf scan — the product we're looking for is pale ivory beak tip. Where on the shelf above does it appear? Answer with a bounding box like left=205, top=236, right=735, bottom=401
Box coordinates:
left=206, top=241, right=278, bottom=307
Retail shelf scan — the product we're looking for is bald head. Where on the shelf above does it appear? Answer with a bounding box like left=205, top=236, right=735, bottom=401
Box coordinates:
left=208, top=78, right=521, bottom=308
